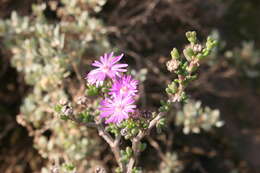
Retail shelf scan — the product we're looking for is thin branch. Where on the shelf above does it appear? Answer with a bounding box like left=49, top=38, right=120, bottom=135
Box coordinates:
left=147, top=136, right=170, bottom=165
left=68, top=111, right=126, bottom=171
left=127, top=112, right=166, bottom=172
left=69, top=115, right=97, bottom=128
left=96, top=124, right=125, bottom=172
left=114, top=134, right=121, bottom=146
left=97, top=124, right=114, bottom=147
left=136, top=112, right=165, bottom=140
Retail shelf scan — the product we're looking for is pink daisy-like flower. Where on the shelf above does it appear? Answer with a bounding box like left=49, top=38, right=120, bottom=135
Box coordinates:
left=109, top=75, right=138, bottom=97
left=99, top=95, right=136, bottom=124
left=86, top=52, right=128, bottom=86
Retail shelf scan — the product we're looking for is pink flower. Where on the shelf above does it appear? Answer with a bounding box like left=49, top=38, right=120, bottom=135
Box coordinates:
left=109, top=75, right=138, bottom=97
left=86, top=52, right=128, bottom=86
left=99, top=95, right=136, bottom=124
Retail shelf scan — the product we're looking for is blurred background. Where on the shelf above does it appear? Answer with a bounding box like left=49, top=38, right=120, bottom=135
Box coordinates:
left=0, top=0, right=260, bottom=172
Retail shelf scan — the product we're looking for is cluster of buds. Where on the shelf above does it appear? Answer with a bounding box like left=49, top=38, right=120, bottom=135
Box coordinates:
left=166, top=31, right=217, bottom=102
left=106, top=110, right=153, bottom=140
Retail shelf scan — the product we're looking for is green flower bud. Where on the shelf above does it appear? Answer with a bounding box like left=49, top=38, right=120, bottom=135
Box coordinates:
left=206, top=36, right=217, bottom=50
left=183, top=47, right=194, bottom=61
left=131, top=128, right=139, bottom=136
left=159, top=118, right=166, bottom=126
left=186, top=31, right=197, bottom=44
left=63, top=163, right=75, bottom=171
left=142, top=122, right=149, bottom=129
left=78, top=111, right=92, bottom=123
left=159, top=106, right=165, bottom=112
left=196, top=53, right=204, bottom=60
left=165, top=88, right=171, bottom=94
left=170, top=48, right=180, bottom=59
left=181, top=92, right=188, bottom=101
left=86, top=85, right=99, bottom=96
left=126, top=147, right=133, bottom=157
left=174, top=79, right=180, bottom=84
left=168, top=82, right=177, bottom=94
left=101, top=87, right=109, bottom=93
left=125, top=135, right=131, bottom=139
left=202, top=49, right=210, bottom=57
left=163, top=105, right=170, bottom=111
left=54, top=104, right=62, bottom=113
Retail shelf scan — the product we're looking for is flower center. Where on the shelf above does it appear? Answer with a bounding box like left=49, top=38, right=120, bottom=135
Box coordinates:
left=102, top=65, right=110, bottom=73
left=120, top=86, right=128, bottom=94
left=115, top=104, right=123, bottom=113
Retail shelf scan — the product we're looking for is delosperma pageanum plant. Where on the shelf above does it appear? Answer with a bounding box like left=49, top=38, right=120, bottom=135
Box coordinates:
left=55, top=31, right=222, bottom=172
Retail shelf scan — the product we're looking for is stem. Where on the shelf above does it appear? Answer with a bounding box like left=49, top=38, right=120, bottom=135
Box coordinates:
left=97, top=124, right=126, bottom=172
left=126, top=112, right=166, bottom=172
left=69, top=111, right=166, bottom=172
left=147, top=136, right=170, bottom=165
left=69, top=115, right=126, bottom=171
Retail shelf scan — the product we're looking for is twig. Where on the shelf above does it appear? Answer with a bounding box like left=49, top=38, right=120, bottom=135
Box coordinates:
left=69, top=115, right=97, bottom=128
left=97, top=124, right=125, bottom=172
left=147, top=136, right=170, bottom=165
left=126, top=112, right=166, bottom=172
left=69, top=115, right=126, bottom=171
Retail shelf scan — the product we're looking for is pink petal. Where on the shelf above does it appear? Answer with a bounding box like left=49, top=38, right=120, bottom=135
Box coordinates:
left=110, top=54, right=124, bottom=64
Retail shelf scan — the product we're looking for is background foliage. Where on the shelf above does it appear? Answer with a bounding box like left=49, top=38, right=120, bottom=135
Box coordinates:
left=0, top=0, right=260, bottom=172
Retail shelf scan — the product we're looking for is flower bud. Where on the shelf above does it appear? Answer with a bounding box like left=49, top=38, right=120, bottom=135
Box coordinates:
left=167, top=82, right=178, bottom=94
left=206, top=36, right=217, bottom=50
left=76, top=96, right=89, bottom=105
left=192, top=44, right=203, bottom=53
left=95, top=167, right=106, bottom=173
left=59, top=98, right=68, bottom=105
left=126, top=147, right=133, bottom=157
left=51, top=167, right=59, bottom=173
left=131, top=128, right=139, bottom=136
left=120, top=128, right=128, bottom=136
left=86, top=85, right=99, bottom=96
left=187, top=59, right=199, bottom=73
left=170, top=48, right=180, bottom=59
left=166, top=59, right=180, bottom=72
left=61, top=105, right=73, bottom=116
left=183, top=47, right=194, bottom=61
left=140, top=110, right=152, bottom=119
left=186, top=31, right=197, bottom=44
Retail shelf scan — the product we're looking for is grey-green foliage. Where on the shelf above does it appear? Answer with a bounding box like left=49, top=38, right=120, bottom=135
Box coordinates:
left=207, top=30, right=260, bottom=78
left=176, top=100, right=223, bottom=134
left=225, top=41, right=260, bottom=78
left=159, top=152, right=183, bottom=173
left=0, top=1, right=109, bottom=171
